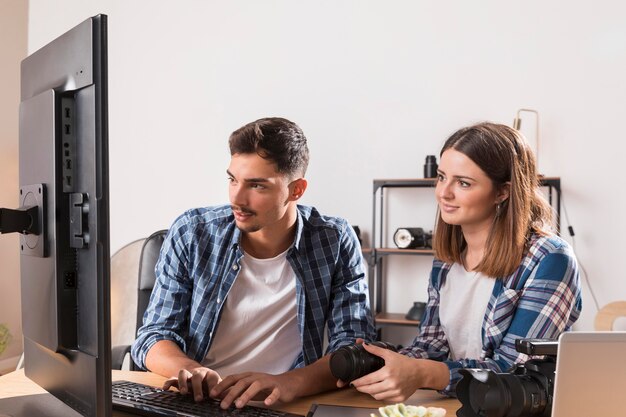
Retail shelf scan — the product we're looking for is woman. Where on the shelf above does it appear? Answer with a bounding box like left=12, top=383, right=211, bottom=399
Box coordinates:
left=349, top=122, right=582, bottom=400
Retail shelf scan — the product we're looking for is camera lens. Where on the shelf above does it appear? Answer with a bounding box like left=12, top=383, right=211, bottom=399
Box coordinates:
left=424, top=155, right=438, bottom=179
left=329, top=342, right=396, bottom=382
left=456, top=363, right=554, bottom=417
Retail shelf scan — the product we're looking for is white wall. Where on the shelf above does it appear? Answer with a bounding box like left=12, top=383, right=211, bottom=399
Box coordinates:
left=23, top=0, right=626, bottom=336
left=0, top=0, right=27, bottom=372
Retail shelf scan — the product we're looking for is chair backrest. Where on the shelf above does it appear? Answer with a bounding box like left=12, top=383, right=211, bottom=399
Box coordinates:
left=110, top=238, right=146, bottom=350
left=109, top=231, right=167, bottom=370
left=594, top=301, right=626, bottom=331
left=136, top=230, right=168, bottom=333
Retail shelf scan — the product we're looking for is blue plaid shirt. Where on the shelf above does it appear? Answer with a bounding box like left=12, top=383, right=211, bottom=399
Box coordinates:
left=131, top=204, right=376, bottom=371
left=400, top=234, right=582, bottom=396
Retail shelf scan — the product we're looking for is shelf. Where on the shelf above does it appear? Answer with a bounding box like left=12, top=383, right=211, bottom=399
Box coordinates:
left=373, top=178, right=436, bottom=192
left=373, top=176, right=560, bottom=190
left=375, top=312, right=420, bottom=327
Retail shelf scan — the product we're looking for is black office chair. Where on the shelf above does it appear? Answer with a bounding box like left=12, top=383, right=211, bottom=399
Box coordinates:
left=111, top=229, right=167, bottom=370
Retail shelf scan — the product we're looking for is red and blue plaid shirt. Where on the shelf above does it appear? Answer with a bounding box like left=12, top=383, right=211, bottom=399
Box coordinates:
left=400, top=233, right=582, bottom=396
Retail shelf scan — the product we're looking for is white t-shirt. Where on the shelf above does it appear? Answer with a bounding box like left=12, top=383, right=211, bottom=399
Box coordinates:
left=439, top=262, right=495, bottom=361
left=202, top=249, right=301, bottom=376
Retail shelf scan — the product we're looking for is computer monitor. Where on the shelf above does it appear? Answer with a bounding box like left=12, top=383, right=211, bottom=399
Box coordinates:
left=0, top=14, right=111, bottom=417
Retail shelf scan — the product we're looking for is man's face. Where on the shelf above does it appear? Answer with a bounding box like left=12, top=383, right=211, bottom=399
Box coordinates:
left=227, top=153, right=295, bottom=234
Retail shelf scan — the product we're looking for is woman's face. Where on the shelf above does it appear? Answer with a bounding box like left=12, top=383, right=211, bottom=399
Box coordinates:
left=435, top=148, right=503, bottom=233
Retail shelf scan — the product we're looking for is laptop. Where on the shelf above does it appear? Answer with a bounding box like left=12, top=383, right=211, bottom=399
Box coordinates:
left=551, top=331, right=626, bottom=417
left=305, top=404, right=378, bottom=417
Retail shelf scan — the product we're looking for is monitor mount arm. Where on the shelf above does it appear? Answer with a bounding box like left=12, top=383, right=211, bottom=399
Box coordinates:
left=0, top=206, right=40, bottom=235
left=0, top=184, right=46, bottom=257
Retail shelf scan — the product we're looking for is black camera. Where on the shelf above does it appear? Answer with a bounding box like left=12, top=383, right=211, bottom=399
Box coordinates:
left=329, top=341, right=397, bottom=382
left=456, top=338, right=558, bottom=417
left=393, top=227, right=432, bottom=249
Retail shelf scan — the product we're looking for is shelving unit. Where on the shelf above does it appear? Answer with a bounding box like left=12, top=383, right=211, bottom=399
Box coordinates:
left=368, top=177, right=561, bottom=328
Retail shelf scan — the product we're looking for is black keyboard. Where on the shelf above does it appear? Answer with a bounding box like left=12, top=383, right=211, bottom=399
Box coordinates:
left=112, top=380, right=303, bottom=417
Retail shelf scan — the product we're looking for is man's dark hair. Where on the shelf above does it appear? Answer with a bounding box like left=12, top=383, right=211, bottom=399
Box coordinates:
left=228, top=117, right=309, bottom=178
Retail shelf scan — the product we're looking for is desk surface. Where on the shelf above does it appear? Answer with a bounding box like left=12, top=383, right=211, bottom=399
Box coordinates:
left=0, top=369, right=460, bottom=416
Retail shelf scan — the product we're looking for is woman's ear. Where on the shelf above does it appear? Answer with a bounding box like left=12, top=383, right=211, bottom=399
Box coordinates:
left=496, top=181, right=511, bottom=204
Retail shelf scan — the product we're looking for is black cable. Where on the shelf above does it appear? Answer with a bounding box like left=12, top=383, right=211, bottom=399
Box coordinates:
left=559, top=193, right=601, bottom=313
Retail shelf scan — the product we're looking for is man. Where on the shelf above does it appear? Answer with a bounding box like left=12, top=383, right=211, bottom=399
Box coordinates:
left=131, top=117, right=376, bottom=409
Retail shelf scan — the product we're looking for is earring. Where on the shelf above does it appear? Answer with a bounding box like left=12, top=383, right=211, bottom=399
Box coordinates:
left=496, top=203, right=501, bottom=216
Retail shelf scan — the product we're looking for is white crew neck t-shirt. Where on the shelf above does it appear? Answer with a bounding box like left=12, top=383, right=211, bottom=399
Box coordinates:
left=202, top=249, right=301, bottom=376
left=439, top=262, right=495, bottom=361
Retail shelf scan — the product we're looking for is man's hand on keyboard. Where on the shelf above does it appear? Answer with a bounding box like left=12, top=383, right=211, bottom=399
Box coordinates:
left=210, top=372, right=298, bottom=409
left=162, top=366, right=223, bottom=402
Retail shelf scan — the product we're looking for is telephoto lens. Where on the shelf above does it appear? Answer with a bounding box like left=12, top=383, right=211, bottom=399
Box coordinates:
left=424, top=155, right=438, bottom=178
left=456, top=358, right=556, bottom=417
left=329, top=341, right=397, bottom=382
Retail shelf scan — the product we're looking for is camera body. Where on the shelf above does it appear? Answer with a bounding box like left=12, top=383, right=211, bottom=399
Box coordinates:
left=329, top=341, right=397, bottom=382
left=456, top=338, right=558, bottom=417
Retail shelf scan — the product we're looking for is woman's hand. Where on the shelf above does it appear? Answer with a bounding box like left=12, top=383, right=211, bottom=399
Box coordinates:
left=349, top=342, right=449, bottom=402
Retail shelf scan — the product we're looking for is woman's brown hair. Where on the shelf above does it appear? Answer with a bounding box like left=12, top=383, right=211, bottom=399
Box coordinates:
left=432, top=122, right=554, bottom=277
